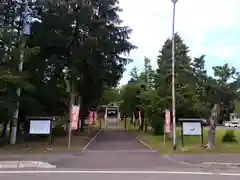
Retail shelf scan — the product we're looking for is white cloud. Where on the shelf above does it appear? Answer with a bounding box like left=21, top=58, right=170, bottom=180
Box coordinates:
left=118, top=0, right=240, bottom=84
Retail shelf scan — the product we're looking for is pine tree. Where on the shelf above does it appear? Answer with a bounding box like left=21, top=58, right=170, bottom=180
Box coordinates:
left=155, top=33, right=193, bottom=116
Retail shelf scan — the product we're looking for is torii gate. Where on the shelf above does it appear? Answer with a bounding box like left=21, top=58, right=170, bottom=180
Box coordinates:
left=104, top=102, right=121, bottom=128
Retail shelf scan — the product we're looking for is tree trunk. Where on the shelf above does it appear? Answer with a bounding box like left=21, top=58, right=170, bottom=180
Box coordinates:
left=140, top=119, right=144, bottom=131
left=207, top=123, right=216, bottom=148
left=205, top=104, right=219, bottom=148
left=144, top=115, right=148, bottom=132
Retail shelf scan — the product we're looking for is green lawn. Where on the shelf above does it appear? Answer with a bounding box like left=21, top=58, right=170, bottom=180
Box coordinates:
left=136, top=127, right=240, bottom=154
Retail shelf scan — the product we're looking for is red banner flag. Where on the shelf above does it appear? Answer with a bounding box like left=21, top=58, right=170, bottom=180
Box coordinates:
left=164, top=109, right=171, bottom=133
left=71, top=105, right=80, bottom=130
left=89, top=111, right=94, bottom=124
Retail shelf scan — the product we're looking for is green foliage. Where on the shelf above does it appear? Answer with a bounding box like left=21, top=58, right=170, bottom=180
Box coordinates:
left=130, top=67, right=139, bottom=81
left=221, top=130, right=237, bottom=143
left=151, top=112, right=164, bottom=135
left=100, top=88, right=120, bottom=105
left=52, top=119, right=66, bottom=137
left=234, top=101, right=240, bottom=116
left=119, top=83, right=142, bottom=116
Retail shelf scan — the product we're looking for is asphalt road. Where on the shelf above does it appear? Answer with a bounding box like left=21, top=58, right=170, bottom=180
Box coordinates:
left=0, top=171, right=240, bottom=180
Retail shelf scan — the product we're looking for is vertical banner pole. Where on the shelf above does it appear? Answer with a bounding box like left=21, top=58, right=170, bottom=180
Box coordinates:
left=124, top=117, right=127, bottom=130
left=88, top=122, right=90, bottom=140
left=48, top=117, right=53, bottom=149
left=68, top=105, right=73, bottom=149
left=164, top=133, right=166, bottom=146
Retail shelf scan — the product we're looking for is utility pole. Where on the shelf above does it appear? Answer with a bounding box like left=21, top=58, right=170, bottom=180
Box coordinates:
left=144, top=58, right=149, bottom=132
left=171, top=0, right=178, bottom=150
left=10, top=1, right=31, bottom=144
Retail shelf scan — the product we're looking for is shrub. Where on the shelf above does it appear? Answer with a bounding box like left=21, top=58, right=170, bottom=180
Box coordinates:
left=52, top=124, right=66, bottom=137
left=151, top=112, right=164, bottom=135
left=221, top=130, right=237, bottom=143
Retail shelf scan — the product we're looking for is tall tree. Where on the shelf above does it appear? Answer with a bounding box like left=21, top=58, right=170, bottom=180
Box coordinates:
left=211, top=63, right=239, bottom=123
left=155, top=33, right=193, bottom=117
left=0, top=0, right=38, bottom=139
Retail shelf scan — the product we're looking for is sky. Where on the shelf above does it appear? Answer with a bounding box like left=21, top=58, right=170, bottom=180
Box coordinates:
left=118, top=0, right=240, bottom=85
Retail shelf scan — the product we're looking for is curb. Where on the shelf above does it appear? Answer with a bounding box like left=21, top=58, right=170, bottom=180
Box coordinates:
left=163, top=155, right=202, bottom=167
left=163, top=156, right=240, bottom=169
left=135, top=136, right=154, bottom=150
left=201, top=162, right=240, bottom=169
left=0, top=161, right=56, bottom=169
left=82, top=128, right=103, bottom=151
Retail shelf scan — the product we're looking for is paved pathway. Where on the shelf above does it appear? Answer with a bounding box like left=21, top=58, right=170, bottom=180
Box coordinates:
left=73, top=127, right=188, bottom=170
left=86, top=128, right=150, bottom=151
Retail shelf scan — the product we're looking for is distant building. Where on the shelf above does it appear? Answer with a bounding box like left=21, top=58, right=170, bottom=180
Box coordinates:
left=230, top=113, right=240, bottom=122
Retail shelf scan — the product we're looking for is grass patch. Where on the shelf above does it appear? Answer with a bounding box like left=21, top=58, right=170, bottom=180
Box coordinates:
left=135, top=127, right=240, bottom=154
left=0, top=127, right=99, bottom=154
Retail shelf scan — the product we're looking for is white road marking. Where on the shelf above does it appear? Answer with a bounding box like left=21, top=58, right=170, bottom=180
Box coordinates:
left=0, top=170, right=239, bottom=176
left=0, top=161, right=56, bottom=168
left=82, top=129, right=102, bottom=150
left=136, top=136, right=153, bottom=150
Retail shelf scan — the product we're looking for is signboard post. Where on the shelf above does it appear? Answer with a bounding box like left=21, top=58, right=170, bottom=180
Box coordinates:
left=27, top=117, right=53, bottom=149
left=164, top=109, right=171, bottom=145
left=179, top=118, right=204, bottom=147
left=68, top=105, right=80, bottom=148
